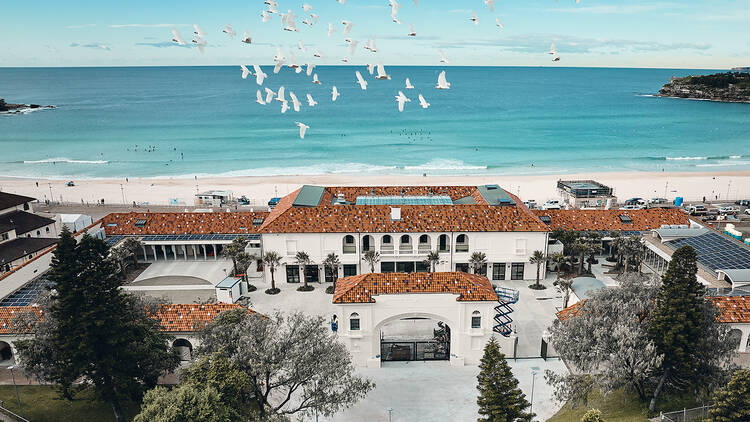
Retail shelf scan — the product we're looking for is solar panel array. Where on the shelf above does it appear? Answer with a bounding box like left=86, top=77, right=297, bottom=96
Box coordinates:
left=0, top=276, right=52, bottom=307
left=105, top=235, right=124, bottom=246
left=140, top=234, right=260, bottom=241
left=355, top=195, right=454, bottom=206
left=669, top=232, right=750, bottom=271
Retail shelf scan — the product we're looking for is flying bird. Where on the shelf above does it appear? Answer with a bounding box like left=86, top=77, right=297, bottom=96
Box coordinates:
left=171, top=28, right=186, bottom=45
left=331, top=86, right=340, bottom=101
left=241, top=31, right=252, bottom=44
left=496, top=18, right=504, bottom=28
left=302, top=18, right=313, bottom=26
left=375, top=62, right=391, bottom=80
left=298, top=40, right=307, bottom=52
left=261, top=11, right=272, bottom=22
left=312, top=73, right=321, bottom=84
left=273, top=61, right=284, bottom=74
left=313, top=49, right=324, bottom=58
left=264, top=88, right=276, bottom=103
left=306, top=63, right=315, bottom=76
left=484, top=0, right=495, bottom=12
left=364, top=38, right=377, bottom=52
left=253, top=65, right=267, bottom=85
left=342, top=20, right=354, bottom=35
left=348, top=39, right=360, bottom=55
left=302, top=3, right=313, bottom=12
left=366, top=63, right=376, bottom=75
left=436, top=70, right=451, bottom=89
left=355, top=71, right=368, bottom=90
left=405, top=78, right=414, bottom=89
left=295, top=122, right=309, bottom=139
left=328, top=23, right=336, bottom=37
left=407, top=24, right=416, bottom=36
left=280, top=100, right=289, bottom=113
left=395, top=91, right=410, bottom=112
left=549, top=43, right=560, bottom=61
left=418, top=94, right=430, bottom=109
left=470, top=12, right=480, bottom=25
left=310, top=13, right=319, bottom=23
left=193, top=24, right=206, bottom=38
left=439, top=49, right=449, bottom=64
left=276, top=86, right=286, bottom=102
left=223, top=24, right=236, bottom=38
left=289, top=92, right=301, bottom=112
left=240, top=64, right=252, bottom=79
left=306, top=94, right=317, bottom=107
left=274, top=46, right=285, bottom=62
left=191, top=36, right=206, bottom=53
left=256, top=90, right=266, bottom=105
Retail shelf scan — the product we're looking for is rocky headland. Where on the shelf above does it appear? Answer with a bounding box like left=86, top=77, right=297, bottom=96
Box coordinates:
left=657, top=72, right=750, bottom=103
left=0, top=98, right=55, bottom=114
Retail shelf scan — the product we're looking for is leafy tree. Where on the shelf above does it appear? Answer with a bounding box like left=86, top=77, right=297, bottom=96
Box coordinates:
left=424, top=250, right=440, bottom=273
left=197, top=310, right=375, bottom=419
left=134, top=385, right=240, bottom=422
left=529, top=250, right=547, bottom=289
left=547, top=276, right=662, bottom=404
left=476, top=337, right=534, bottom=422
left=707, top=369, right=750, bottom=422
left=581, top=408, right=605, bottom=422
left=647, top=246, right=708, bottom=410
left=121, top=237, right=144, bottom=267
left=294, top=251, right=313, bottom=291
left=262, top=251, right=282, bottom=294
left=15, top=232, right=179, bottom=422
left=469, top=251, right=487, bottom=275
left=323, top=252, right=340, bottom=294
left=223, top=236, right=249, bottom=276
left=363, top=249, right=380, bottom=273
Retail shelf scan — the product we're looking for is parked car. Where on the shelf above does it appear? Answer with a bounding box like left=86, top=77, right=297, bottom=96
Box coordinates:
left=541, top=200, right=561, bottom=210
left=735, top=199, right=750, bottom=206
left=624, top=197, right=644, bottom=205
left=648, top=197, right=668, bottom=204
left=718, top=206, right=740, bottom=215
left=685, top=204, right=708, bottom=216
left=523, top=200, right=538, bottom=210
left=619, top=204, right=645, bottom=210
left=745, top=208, right=750, bottom=215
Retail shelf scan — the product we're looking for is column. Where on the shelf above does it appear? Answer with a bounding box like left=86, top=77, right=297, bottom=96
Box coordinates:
left=183, top=245, right=188, bottom=260
left=142, top=246, right=147, bottom=262
left=162, top=246, right=168, bottom=260
left=192, top=245, right=197, bottom=260
left=740, top=327, right=749, bottom=353
left=171, top=245, right=177, bottom=260
left=151, top=245, right=158, bottom=261
left=213, top=244, right=217, bottom=260
left=203, top=244, right=207, bottom=260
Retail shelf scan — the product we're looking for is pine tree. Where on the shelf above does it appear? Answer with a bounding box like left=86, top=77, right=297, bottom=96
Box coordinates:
left=707, top=369, right=750, bottom=422
left=476, top=337, right=534, bottom=422
left=647, top=245, right=706, bottom=411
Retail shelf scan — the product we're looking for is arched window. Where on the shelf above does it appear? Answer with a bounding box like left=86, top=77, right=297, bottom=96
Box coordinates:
left=438, top=234, right=450, bottom=252
left=45, top=227, right=50, bottom=233
left=343, top=235, right=356, bottom=254
left=362, top=235, right=374, bottom=252
left=172, top=338, right=193, bottom=361
left=456, top=234, right=469, bottom=252
left=418, top=234, right=431, bottom=251
left=381, top=235, right=393, bottom=252
left=399, top=235, right=412, bottom=252
left=471, top=311, right=481, bottom=329
left=0, top=341, right=14, bottom=363
left=350, top=313, right=360, bottom=331
left=36, top=230, right=40, bottom=236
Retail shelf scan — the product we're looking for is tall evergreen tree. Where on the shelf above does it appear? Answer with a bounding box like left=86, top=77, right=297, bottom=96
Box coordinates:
left=707, top=369, right=750, bottom=422
left=476, top=337, right=534, bottom=422
left=647, top=245, right=706, bottom=411
left=16, top=232, right=179, bottom=422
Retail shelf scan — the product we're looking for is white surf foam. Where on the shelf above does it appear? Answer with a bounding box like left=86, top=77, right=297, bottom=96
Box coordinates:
left=665, top=156, right=708, bottom=161
left=24, top=157, right=109, bottom=165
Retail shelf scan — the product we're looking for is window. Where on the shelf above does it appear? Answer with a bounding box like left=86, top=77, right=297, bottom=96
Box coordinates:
left=362, top=235, right=374, bottom=252
left=1, top=233, right=8, bottom=241
left=418, top=234, right=430, bottom=251
left=305, top=265, right=319, bottom=283
left=438, top=234, right=450, bottom=252
left=492, top=263, right=506, bottom=280
left=36, top=230, right=40, bottom=236
left=456, top=234, right=469, bottom=252
left=350, top=313, right=360, bottom=331
left=514, top=239, right=527, bottom=255
left=343, top=235, right=356, bottom=254
left=415, top=261, right=429, bottom=272
left=134, top=219, right=147, bottom=227
left=286, top=240, right=298, bottom=256
left=400, top=235, right=411, bottom=246
left=325, top=266, right=337, bottom=283
left=511, top=263, right=525, bottom=280
left=45, top=227, right=50, bottom=233
left=286, top=265, right=300, bottom=283
left=23, top=203, right=29, bottom=211
left=455, top=263, right=469, bottom=273
left=343, top=264, right=357, bottom=277
left=381, top=262, right=395, bottom=273
left=381, top=235, right=393, bottom=251
left=471, top=311, right=481, bottom=329
left=396, top=261, right=414, bottom=273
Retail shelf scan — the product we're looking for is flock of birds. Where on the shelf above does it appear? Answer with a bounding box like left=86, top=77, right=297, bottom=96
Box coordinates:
left=170, top=0, right=572, bottom=139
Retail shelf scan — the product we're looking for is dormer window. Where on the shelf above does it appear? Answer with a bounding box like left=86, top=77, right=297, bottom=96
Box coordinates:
left=134, top=219, right=147, bottom=227
left=619, top=215, right=633, bottom=224
left=539, top=215, right=551, bottom=224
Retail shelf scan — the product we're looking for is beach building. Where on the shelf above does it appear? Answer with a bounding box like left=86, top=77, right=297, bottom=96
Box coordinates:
left=194, top=190, right=233, bottom=207
left=0, top=192, right=58, bottom=275
left=333, top=272, right=513, bottom=367
left=60, top=213, right=93, bottom=233
left=557, top=180, right=616, bottom=209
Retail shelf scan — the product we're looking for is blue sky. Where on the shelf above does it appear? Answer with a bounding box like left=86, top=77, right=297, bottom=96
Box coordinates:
left=2, top=0, right=749, bottom=68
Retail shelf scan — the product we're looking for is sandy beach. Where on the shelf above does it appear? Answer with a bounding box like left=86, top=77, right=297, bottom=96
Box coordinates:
left=2, top=171, right=749, bottom=208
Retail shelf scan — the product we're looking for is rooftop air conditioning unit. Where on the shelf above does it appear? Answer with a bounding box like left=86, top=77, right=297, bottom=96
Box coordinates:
left=390, top=207, right=401, bottom=221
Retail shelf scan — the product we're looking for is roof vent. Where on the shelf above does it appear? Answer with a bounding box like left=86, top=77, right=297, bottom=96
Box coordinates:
left=390, top=207, right=401, bottom=221
left=371, top=188, right=375, bottom=195
left=539, top=215, right=551, bottom=224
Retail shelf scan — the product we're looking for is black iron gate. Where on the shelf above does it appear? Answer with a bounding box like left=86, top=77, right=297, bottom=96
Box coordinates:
left=380, top=341, right=450, bottom=361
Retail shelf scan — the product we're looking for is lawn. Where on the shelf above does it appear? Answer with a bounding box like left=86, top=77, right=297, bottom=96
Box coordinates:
left=548, top=388, right=705, bottom=422
left=0, top=386, right=140, bottom=422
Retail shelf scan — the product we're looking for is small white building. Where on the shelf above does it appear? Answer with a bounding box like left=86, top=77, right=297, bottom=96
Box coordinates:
left=60, top=213, right=93, bottom=234
left=195, top=190, right=233, bottom=207
left=215, top=276, right=246, bottom=304
left=333, top=272, right=515, bottom=368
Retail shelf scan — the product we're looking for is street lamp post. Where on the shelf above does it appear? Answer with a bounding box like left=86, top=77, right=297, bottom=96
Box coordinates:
left=7, top=365, right=23, bottom=417
left=530, top=370, right=537, bottom=416
left=387, top=407, right=393, bottom=422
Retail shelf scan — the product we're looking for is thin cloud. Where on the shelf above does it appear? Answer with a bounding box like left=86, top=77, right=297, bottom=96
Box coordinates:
left=544, top=2, right=677, bottom=14
left=70, top=42, right=111, bottom=51
left=65, top=24, right=97, bottom=29
left=135, top=41, right=194, bottom=49
left=110, top=23, right=187, bottom=28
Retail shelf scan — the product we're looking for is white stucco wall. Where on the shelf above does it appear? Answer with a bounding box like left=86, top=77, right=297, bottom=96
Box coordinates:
left=334, top=293, right=514, bottom=367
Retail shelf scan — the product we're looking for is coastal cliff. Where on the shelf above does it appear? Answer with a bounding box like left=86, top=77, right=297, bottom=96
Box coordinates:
left=657, top=72, right=750, bottom=103
left=0, top=98, right=55, bottom=114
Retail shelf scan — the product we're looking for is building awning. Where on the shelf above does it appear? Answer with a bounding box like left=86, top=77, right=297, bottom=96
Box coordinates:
left=216, top=276, right=242, bottom=289
left=717, top=269, right=750, bottom=288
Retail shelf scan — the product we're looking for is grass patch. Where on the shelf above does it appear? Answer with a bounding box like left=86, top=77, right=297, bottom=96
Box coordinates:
left=548, top=388, right=705, bottom=422
left=0, top=385, right=140, bottom=422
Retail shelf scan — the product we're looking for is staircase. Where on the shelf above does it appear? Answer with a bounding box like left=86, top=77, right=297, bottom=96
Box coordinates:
left=493, top=286, right=519, bottom=337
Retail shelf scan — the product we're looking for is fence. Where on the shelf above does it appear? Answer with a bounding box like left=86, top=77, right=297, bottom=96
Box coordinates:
left=659, top=405, right=712, bottom=422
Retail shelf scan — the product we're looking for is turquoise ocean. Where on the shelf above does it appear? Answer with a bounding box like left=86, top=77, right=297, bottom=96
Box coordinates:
left=0, top=66, right=748, bottom=179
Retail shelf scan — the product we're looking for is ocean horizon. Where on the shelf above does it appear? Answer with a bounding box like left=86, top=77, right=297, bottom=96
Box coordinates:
left=2, top=65, right=749, bottom=180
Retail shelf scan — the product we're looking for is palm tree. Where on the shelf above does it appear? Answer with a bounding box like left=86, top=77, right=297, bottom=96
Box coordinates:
left=121, top=237, right=144, bottom=267
left=234, top=252, right=255, bottom=283
left=322, top=252, right=341, bottom=293
left=363, top=250, right=380, bottom=273
left=571, top=239, right=592, bottom=275
left=262, top=251, right=282, bottom=293
left=468, top=251, right=487, bottom=275
left=550, top=251, right=574, bottom=308
left=529, top=250, right=547, bottom=289
left=295, top=251, right=313, bottom=290
left=424, top=251, right=440, bottom=273
left=222, top=236, right=248, bottom=276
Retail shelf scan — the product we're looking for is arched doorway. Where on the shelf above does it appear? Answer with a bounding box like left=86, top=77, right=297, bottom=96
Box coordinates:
left=377, top=314, right=453, bottom=362
left=0, top=341, right=14, bottom=365
left=173, top=338, right=193, bottom=361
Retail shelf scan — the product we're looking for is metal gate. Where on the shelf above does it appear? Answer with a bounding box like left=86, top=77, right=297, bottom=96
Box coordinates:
left=380, top=341, right=450, bottom=361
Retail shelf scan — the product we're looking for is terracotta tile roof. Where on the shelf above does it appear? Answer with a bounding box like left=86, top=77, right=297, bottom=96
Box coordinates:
left=260, top=204, right=548, bottom=233
left=555, top=300, right=586, bottom=322
left=532, top=208, right=689, bottom=232
left=323, top=186, right=488, bottom=204
left=0, top=306, right=44, bottom=334
left=102, top=212, right=269, bottom=235
left=333, top=271, right=498, bottom=303
left=711, top=296, right=750, bottom=324
left=155, top=303, right=254, bottom=332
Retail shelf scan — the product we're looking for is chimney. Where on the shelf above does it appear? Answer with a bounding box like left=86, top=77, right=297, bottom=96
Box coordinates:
left=390, top=207, right=401, bottom=221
